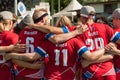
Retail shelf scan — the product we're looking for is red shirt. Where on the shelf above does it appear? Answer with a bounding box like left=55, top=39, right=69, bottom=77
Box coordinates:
left=39, top=38, right=87, bottom=80
left=113, top=27, right=120, bottom=70
left=0, top=31, right=19, bottom=80
left=19, top=28, right=46, bottom=53
left=17, top=28, right=46, bottom=79
left=77, top=23, right=115, bottom=77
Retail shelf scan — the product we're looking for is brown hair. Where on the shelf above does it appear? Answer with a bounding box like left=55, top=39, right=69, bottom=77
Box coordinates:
left=0, top=22, right=4, bottom=32
left=12, top=13, right=18, bottom=23
left=55, top=16, right=72, bottom=27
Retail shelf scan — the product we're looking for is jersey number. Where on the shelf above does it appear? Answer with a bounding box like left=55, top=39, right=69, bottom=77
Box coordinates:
left=86, top=38, right=104, bottom=50
left=54, top=49, right=68, bottom=66
left=26, top=37, right=34, bottom=53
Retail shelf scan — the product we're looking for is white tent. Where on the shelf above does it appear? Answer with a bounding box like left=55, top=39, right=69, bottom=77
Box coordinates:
left=53, top=0, right=82, bottom=17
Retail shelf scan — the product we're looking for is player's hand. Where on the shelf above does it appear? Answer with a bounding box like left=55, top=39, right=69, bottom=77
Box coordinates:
left=12, top=41, right=26, bottom=52
left=105, top=42, right=118, bottom=55
left=75, top=24, right=88, bottom=35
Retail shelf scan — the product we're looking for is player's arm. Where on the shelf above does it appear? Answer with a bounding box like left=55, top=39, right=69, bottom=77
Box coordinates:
left=0, top=45, right=15, bottom=52
left=29, top=24, right=67, bottom=34
left=0, top=44, right=25, bottom=53
left=46, top=27, right=88, bottom=44
left=105, top=42, right=120, bottom=56
left=80, top=47, right=105, bottom=61
left=11, top=59, right=43, bottom=69
left=47, top=32, right=78, bottom=44
left=81, top=54, right=113, bottom=68
left=4, top=46, right=47, bottom=62
left=4, top=52, right=41, bottom=61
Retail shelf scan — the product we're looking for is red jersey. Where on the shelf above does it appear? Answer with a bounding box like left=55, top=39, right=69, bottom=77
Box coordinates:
left=16, top=28, right=46, bottom=79
left=36, top=38, right=89, bottom=80
left=0, top=31, right=19, bottom=80
left=19, top=28, right=46, bottom=53
left=113, top=27, right=120, bottom=77
left=77, top=23, right=115, bottom=78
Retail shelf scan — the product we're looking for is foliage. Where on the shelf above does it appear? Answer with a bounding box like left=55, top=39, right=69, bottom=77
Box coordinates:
left=48, top=0, right=84, bottom=13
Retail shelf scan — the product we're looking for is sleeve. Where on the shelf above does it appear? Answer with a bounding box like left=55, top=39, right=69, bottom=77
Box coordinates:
left=35, top=46, right=47, bottom=57
left=77, top=46, right=89, bottom=57
left=111, top=32, right=120, bottom=43
left=10, top=34, right=19, bottom=44
left=45, top=33, right=54, bottom=40
left=61, top=26, right=70, bottom=33
left=74, top=38, right=89, bottom=57
left=35, top=42, right=49, bottom=63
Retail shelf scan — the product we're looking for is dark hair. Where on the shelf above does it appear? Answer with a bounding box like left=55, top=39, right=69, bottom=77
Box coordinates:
left=14, top=20, right=27, bottom=34
left=95, top=16, right=109, bottom=24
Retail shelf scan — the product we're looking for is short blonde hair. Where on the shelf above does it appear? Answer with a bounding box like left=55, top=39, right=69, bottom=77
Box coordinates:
left=32, top=9, right=47, bottom=21
left=55, top=16, right=72, bottom=27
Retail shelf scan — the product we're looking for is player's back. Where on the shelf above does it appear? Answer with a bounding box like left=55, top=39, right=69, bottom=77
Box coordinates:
left=16, top=27, right=46, bottom=79
left=39, top=37, right=85, bottom=80
left=19, top=27, right=46, bottom=53
left=77, top=23, right=115, bottom=78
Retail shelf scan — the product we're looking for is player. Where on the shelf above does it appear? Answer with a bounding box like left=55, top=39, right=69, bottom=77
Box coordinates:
left=4, top=15, right=107, bottom=80
left=104, top=8, right=120, bottom=80
left=76, top=6, right=117, bottom=80
left=0, top=11, right=19, bottom=80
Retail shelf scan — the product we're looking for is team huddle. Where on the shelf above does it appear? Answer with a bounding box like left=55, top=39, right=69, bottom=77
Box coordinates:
left=0, top=5, right=120, bottom=80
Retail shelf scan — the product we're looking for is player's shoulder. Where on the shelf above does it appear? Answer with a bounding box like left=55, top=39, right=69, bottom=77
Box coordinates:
left=93, top=23, right=110, bottom=27
left=93, top=23, right=104, bottom=26
left=67, top=26, right=76, bottom=31
left=67, top=37, right=82, bottom=43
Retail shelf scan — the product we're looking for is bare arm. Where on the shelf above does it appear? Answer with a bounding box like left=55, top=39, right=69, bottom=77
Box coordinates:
left=0, top=44, right=25, bottom=52
left=0, top=45, right=14, bottom=52
left=48, top=26, right=88, bottom=44
left=48, top=30, right=82, bottom=44
left=29, top=24, right=64, bottom=34
left=81, top=54, right=113, bottom=68
left=4, top=52, right=41, bottom=61
left=82, top=48, right=105, bottom=61
left=11, top=59, right=43, bottom=69
left=75, top=69, right=82, bottom=80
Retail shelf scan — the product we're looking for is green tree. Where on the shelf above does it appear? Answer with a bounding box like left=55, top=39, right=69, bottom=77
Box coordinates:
left=48, top=0, right=84, bottom=14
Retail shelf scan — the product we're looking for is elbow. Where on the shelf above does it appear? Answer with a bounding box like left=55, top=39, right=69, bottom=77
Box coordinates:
left=108, top=55, right=114, bottom=60
left=29, top=56, right=35, bottom=61
left=49, top=36, right=60, bottom=44
left=48, top=28, right=54, bottom=33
